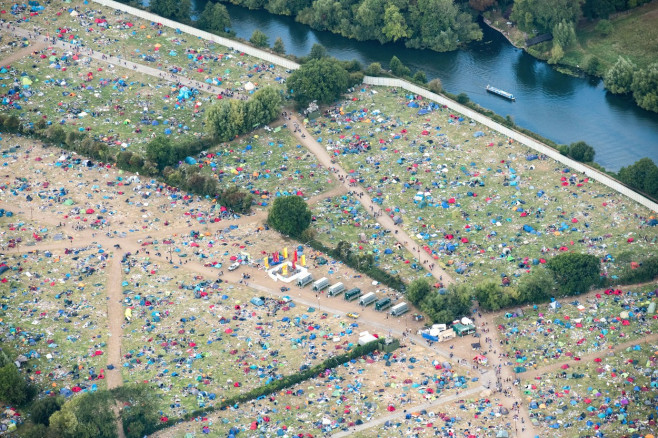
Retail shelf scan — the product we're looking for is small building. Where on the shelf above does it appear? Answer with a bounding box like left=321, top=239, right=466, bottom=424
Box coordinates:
left=452, top=323, right=476, bottom=337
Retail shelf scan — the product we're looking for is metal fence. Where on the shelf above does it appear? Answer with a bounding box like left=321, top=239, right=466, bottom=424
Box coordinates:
left=91, top=0, right=300, bottom=70
left=363, top=76, right=658, bottom=212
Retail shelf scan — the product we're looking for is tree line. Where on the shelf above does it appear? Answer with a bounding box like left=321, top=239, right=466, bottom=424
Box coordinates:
left=604, top=57, right=658, bottom=113
left=216, top=0, right=483, bottom=52
left=0, top=114, right=254, bottom=214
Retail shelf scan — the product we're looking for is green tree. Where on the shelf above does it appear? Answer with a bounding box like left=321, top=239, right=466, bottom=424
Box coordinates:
left=618, top=157, right=658, bottom=197
left=584, top=55, right=601, bottom=76
left=150, top=0, right=191, bottom=22
left=428, top=78, right=443, bottom=93
left=406, top=0, right=482, bottom=52
left=31, top=397, right=64, bottom=426
left=406, top=278, right=431, bottom=304
left=389, top=55, right=410, bottom=77
left=287, top=58, right=349, bottom=107
left=474, top=281, right=512, bottom=311
left=516, top=268, right=555, bottom=303
left=218, top=186, right=254, bottom=213
left=457, top=92, right=470, bottom=104
left=365, top=62, right=382, bottom=76
left=0, top=363, right=32, bottom=405
left=631, top=63, right=658, bottom=113
left=552, top=20, right=576, bottom=49
left=196, top=2, right=231, bottom=34
left=250, top=30, right=269, bottom=47
left=273, top=37, right=285, bottom=54
left=145, top=136, right=175, bottom=169
left=568, top=141, right=595, bottom=162
left=548, top=42, right=564, bottom=64
left=604, top=56, right=636, bottom=94
left=308, top=43, right=328, bottom=60
left=595, top=19, right=613, bottom=36
left=382, top=3, right=408, bottom=42
left=267, top=196, right=312, bottom=237
left=511, top=0, right=584, bottom=32
left=469, top=0, right=496, bottom=11
left=49, top=409, right=79, bottom=438
left=547, top=253, right=601, bottom=296
left=413, top=70, right=427, bottom=84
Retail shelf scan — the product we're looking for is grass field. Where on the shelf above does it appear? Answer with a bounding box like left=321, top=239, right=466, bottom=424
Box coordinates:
left=566, top=1, right=658, bottom=72
left=308, top=86, right=656, bottom=285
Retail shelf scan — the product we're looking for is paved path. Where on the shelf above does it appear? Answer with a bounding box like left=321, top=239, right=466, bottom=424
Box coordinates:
left=288, top=115, right=455, bottom=286
left=6, top=26, right=228, bottom=96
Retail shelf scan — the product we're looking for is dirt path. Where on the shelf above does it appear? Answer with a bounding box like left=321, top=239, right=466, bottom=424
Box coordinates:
left=6, top=26, right=226, bottom=96
left=521, top=331, right=658, bottom=380
left=105, top=251, right=124, bottom=390
left=0, top=39, right=47, bottom=66
left=332, top=383, right=485, bottom=437
left=287, top=115, right=454, bottom=286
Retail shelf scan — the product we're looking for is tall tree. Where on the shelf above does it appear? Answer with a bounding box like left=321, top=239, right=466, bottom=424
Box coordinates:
left=150, top=0, right=191, bottom=22
left=273, top=37, right=285, bottom=53
left=267, top=196, right=312, bottom=237
left=631, top=63, right=658, bottom=113
left=511, top=0, right=584, bottom=33
left=604, top=56, right=636, bottom=94
left=287, top=58, right=349, bottom=107
left=547, top=253, right=600, bottom=296
left=406, top=278, right=431, bottom=304
left=196, top=2, right=231, bottom=34
left=382, top=3, right=409, bottom=42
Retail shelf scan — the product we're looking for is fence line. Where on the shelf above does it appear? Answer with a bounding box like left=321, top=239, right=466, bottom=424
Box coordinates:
left=87, top=2, right=656, bottom=212
left=363, top=76, right=658, bottom=212
left=91, top=0, right=300, bottom=70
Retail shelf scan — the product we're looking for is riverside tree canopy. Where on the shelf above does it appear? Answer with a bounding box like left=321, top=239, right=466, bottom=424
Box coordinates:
left=287, top=59, right=349, bottom=107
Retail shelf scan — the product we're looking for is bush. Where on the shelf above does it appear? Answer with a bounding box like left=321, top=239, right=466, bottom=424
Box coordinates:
left=365, top=62, right=382, bottom=76
left=547, top=253, right=601, bottom=296
left=456, top=93, right=470, bottom=104
left=568, top=141, right=596, bottom=162
left=428, top=78, right=443, bottom=94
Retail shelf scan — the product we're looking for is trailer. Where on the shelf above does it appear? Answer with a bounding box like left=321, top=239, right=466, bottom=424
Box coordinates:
left=312, top=277, right=330, bottom=291
left=359, top=292, right=377, bottom=306
left=375, top=297, right=392, bottom=311
left=296, top=273, right=313, bottom=287
left=390, top=302, right=409, bottom=316
left=344, top=287, right=362, bottom=301
left=327, top=282, right=346, bottom=297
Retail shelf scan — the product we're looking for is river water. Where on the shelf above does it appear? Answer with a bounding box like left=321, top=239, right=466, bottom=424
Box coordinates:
left=148, top=0, right=658, bottom=171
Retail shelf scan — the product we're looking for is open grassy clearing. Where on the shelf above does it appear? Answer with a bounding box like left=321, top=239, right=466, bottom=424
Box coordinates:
left=156, top=343, right=475, bottom=437
left=0, top=244, right=109, bottom=397
left=198, top=127, right=337, bottom=204
left=15, top=0, right=288, bottom=92
left=311, top=193, right=432, bottom=284
left=523, top=341, right=658, bottom=436
left=566, top=1, right=658, bottom=71
left=496, top=283, right=658, bottom=366
left=306, top=86, right=656, bottom=285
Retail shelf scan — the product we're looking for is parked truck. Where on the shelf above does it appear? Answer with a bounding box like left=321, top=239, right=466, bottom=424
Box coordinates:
left=375, top=297, right=392, bottom=311
left=296, top=273, right=313, bottom=287
left=390, top=302, right=409, bottom=316
left=344, top=287, right=362, bottom=301
left=327, top=282, right=345, bottom=297
left=359, top=292, right=377, bottom=306
left=312, top=277, right=329, bottom=291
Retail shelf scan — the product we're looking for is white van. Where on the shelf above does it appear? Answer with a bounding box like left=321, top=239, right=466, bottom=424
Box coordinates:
left=296, top=274, right=313, bottom=287
left=359, top=292, right=377, bottom=306
left=312, top=277, right=329, bottom=291
left=390, top=302, right=409, bottom=317
left=327, top=282, right=345, bottom=297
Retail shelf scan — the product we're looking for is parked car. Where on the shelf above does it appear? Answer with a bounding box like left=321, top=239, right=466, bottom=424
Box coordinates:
left=347, top=312, right=360, bottom=319
left=228, top=262, right=240, bottom=271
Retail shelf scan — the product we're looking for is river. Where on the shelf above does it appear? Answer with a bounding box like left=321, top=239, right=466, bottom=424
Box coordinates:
left=149, top=0, right=658, bottom=171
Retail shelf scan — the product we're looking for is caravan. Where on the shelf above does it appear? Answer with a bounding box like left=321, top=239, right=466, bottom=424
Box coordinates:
left=312, top=277, right=330, bottom=291
left=344, top=288, right=362, bottom=301
left=327, top=282, right=345, bottom=297
left=375, top=298, right=392, bottom=311
left=296, top=273, right=313, bottom=287
left=359, top=292, right=377, bottom=306
left=390, top=302, right=409, bottom=316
